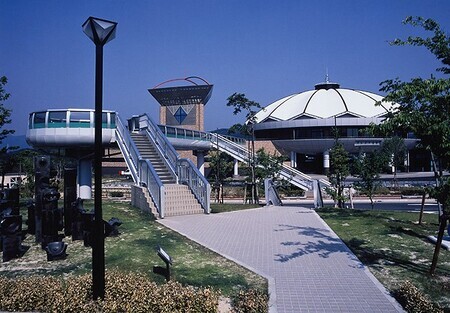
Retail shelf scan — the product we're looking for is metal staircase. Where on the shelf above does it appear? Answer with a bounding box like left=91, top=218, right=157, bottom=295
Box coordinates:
left=115, top=114, right=210, bottom=218
left=130, top=133, right=176, bottom=184
left=155, top=123, right=330, bottom=207
left=209, top=133, right=330, bottom=203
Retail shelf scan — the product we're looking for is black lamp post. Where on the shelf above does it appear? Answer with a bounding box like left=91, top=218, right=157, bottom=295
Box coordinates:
left=82, top=16, right=117, bottom=300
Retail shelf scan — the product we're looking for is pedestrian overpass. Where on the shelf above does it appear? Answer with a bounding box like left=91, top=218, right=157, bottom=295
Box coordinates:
left=27, top=109, right=329, bottom=219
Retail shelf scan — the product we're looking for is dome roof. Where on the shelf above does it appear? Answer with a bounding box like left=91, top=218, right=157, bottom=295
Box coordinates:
left=254, top=82, right=395, bottom=123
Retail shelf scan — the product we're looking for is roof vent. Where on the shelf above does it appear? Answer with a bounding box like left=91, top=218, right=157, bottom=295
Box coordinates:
left=314, top=82, right=340, bottom=90
left=314, top=74, right=340, bottom=90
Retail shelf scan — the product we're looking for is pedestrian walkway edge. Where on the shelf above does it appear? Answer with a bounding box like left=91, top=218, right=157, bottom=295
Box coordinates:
left=312, top=210, right=405, bottom=312
left=157, top=218, right=279, bottom=313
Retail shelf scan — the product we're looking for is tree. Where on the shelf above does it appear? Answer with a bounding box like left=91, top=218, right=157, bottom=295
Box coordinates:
left=326, top=142, right=350, bottom=208
left=353, top=151, right=387, bottom=209
left=226, top=93, right=262, bottom=204
left=0, top=76, right=16, bottom=188
left=208, top=150, right=233, bottom=203
left=377, top=17, right=450, bottom=274
left=0, top=76, right=14, bottom=145
left=381, top=136, right=407, bottom=187
left=13, top=149, right=39, bottom=198
left=254, top=148, right=285, bottom=182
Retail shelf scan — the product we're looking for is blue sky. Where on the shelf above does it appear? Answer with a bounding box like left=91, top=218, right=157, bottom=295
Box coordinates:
left=1, top=1, right=449, bottom=136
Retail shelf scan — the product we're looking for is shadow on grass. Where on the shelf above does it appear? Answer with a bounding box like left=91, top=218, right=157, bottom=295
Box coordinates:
left=273, top=225, right=360, bottom=264
left=317, top=207, right=394, bottom=222
left=387, top=225, right=429, bottom=240
left=344, top=237, right=450, bottom=276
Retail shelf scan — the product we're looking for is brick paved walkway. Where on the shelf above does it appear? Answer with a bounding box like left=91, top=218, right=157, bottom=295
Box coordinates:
left=159, top=206, right=404, bottom=313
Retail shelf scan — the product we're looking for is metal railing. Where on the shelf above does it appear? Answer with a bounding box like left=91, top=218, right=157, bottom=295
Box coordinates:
left=158, top=124, right=246, bottom=145
left=116, top=116, right=166, bottom=217
left=177, top=158, right=211, bottom=214
left=115, top=116, right=139, bottom=182
left=264, top=178, right=282, bottom=206
left=128, top=114, right=211, bottom=213
left=139, top=159, right=165, bottom=218
left=138, top=114, right=179, bottom=177
left=208, top=133, right=325, bottom=191
left=117, top=112, right=329, bottom=211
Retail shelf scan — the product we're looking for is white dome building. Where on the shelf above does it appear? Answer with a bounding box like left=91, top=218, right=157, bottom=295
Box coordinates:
left=253, top=81, right=423, bottom=173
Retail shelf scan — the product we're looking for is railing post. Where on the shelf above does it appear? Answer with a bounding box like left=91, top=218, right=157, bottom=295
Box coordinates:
left=159, top=185, right=165, bottom=219
left=205, top=183, right=211, bottom=214
left=313, top=180, right=324, bottom=208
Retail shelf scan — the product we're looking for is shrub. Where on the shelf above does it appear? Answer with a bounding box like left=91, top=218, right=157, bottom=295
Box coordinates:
left=394, top=280, right=443, bottom=313
left=62, top=274, right=100, bottom=312
left=232, top=288, right=268, bottom=313
left=0, top=275, right=65, bottom=312
left=400, top=187, right=424, bottom=196
left=0, top=271, right=220, bottom=313
left=109, top=191, right=124, bottom=198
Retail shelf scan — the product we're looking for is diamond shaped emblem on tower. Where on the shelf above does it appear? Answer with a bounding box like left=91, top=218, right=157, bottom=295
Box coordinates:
left=174, top=107, right=187, bottom=124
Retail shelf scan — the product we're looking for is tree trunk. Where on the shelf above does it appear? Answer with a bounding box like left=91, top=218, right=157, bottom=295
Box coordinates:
left=431, top=152, right=442, bottom=219
left=430, top=213, right=447, bottom=275
left=418, top=191, right=426, bottom=225
left=251, top=128, right=258, bottom=204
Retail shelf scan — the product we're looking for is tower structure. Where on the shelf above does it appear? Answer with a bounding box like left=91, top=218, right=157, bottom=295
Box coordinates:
left=148, top=76, right=213, bottom=131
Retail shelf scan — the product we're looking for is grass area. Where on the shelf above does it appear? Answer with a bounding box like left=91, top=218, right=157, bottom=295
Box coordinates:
left=210, top=202, right=263, bottom=213
left=1, top=200, right=266, bottom=297
left=316, top=207, right=450, bottom=310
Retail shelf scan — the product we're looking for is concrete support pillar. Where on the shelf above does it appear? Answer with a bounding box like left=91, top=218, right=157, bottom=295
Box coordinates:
left=196, top=151, right=205, bottom=175
left=290, top=151, right=297, bottom=168
left=233, top=159, right=239, bottom=176
left=323, top=150, right=330, bottom=174
left=78, top=158, right=92, bottom=199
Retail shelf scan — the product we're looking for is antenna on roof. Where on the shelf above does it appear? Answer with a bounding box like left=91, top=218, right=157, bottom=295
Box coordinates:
left=315, top=68, right=340, bottom=90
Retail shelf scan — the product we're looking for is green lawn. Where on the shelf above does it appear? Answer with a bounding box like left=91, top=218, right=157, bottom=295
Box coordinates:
left=316, top=207, right=450, bottom=310
left=2, top=200, right=266, bottom=297
left=210, top=202, right=263, bottom=213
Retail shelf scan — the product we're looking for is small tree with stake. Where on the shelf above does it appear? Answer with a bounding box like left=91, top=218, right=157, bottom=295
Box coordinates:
left=226, top=93, right=261, bottom=204
left=381, top=136, right=407, bottom=188
left=326, top=142, right=350, bottom=208
left=208, top=150, right=233, bottom=203
left=353, top=151, right=387, bottom=210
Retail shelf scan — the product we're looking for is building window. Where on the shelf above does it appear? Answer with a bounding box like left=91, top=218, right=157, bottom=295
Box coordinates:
left=33, top=112, right=46, bottom=128
left=48, top=111, right=67, bottom=128
left=69, top=111, right=91, bottom=128
left=346, top=127, right=359, bottom=137
left=110, top=112, right=116, bottom=128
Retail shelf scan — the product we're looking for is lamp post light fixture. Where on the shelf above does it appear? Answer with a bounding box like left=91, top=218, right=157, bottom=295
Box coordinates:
left=82, top=16, right=117, bottom=300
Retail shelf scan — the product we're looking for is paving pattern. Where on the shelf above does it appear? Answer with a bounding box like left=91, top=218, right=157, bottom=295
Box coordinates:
left=159, top=206, right=404, bottom=313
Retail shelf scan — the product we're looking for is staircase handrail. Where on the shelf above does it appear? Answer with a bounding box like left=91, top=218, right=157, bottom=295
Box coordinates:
left=158, top=124, right=247, bottom=145
left=279, top=164, right=331, bottom=190
left=115, top=116, right=140, bottom=182
left=139, top=159, right=165, bottom=218
left=116, top=116, right=165, bottom=217
left=159, top=125, right=212, bottom=142
left=137, top=114, right=179, bottom=178
left=133, top=114, right=210, bottom=213
left=177, top=158, right=211, bottom=214
left=209, top=133, right=249, bottom=163
left=210, top=133, right=322, bottom=190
